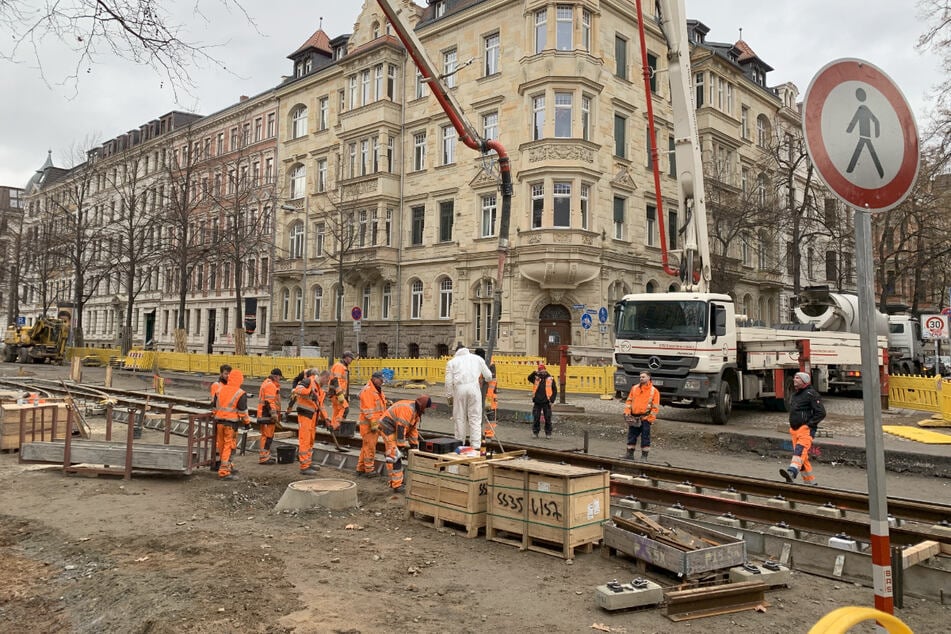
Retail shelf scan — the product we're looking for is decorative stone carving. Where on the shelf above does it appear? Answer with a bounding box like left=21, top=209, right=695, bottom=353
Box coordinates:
left=553, top=232, right=571, bottom=243
left=611, top=167, right=638, bottom=191
left=527, top=143, right=594, bottom=163
left=469, top=166, right=499, bottom=188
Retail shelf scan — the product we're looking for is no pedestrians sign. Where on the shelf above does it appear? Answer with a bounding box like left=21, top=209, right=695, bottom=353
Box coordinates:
left=802, top=58, right=919, bottom=212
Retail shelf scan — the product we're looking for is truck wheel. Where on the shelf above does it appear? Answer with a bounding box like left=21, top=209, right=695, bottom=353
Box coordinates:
left=2, top=347, right=14, bottom=363
left=711, top=382, right=731, bottom=425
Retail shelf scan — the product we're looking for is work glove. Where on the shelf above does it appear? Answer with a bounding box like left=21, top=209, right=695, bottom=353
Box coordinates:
left=369, top=422, right=380, bottom=433
left=337, top=393, right=347, bottom=404
left=271, top=414, right=280, bottom=425
left=447, top=397, right=454, bottom=407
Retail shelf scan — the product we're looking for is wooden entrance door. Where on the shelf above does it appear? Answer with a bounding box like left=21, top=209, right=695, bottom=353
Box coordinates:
left=537, top=304, right=571, bottom=365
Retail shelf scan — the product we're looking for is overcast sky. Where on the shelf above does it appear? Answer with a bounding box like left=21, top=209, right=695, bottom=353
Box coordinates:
left=3, top=1, right=942, bottom=188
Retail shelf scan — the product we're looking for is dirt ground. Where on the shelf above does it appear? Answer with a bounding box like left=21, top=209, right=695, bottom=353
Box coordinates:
left=0, top=368, right=949, bottom=633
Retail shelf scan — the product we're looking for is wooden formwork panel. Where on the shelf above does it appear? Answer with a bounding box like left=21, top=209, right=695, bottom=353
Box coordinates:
left=486, top=458, right=609, bottom=561
left=1, top=404, right=69, bottom=450
left=20, top=440, right=190, bottom=472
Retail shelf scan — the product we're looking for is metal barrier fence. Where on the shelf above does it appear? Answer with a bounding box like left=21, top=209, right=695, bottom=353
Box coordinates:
left=68, top=348, right=616, bottom=396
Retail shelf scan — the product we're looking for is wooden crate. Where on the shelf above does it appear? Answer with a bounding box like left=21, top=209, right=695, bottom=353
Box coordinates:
left=1, top=403, right=69, bottom=451
left=486, top=458, right=609, bottom=561
left=405, top=449, right=523, bottom=538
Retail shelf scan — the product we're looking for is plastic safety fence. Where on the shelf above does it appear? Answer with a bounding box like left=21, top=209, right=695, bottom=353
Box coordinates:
left=888, top=374, right=943, bottom=413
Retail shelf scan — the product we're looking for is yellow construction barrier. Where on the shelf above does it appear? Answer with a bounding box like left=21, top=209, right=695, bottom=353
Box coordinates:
left=888, top=374, right=941, bottom=413
left=808, top=606, right=912, bottom=633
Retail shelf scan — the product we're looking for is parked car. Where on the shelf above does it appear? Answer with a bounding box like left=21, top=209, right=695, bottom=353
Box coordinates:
left=922, top=355, right=951, bottom=376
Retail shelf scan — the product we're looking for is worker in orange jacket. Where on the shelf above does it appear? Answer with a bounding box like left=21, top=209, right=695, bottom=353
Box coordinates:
left=379, top=395, right=433, bottom=492
left=214, top=368, right=251, bottom=480
left=623, top=371, right=660, bottom=461
left=484, top=364, right=499, bottom=439
left=356, top=371, right=387, bottom=477
left=256, top=367, right=283, bottom=465
left=209, top=364, right=231, bottom=472
left=327, top=351, right=354, bottom=430
left=292, top=369, right=329, bottom=475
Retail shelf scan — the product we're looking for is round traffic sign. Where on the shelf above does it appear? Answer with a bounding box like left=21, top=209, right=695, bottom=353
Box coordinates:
left=802, top=58, right=919, bottom=212
left=598, top=306, right=608, bottom=324
left=580, top=314, right=592, bottom=330
left=925, top=315, right=945, bottom=335
left=351, top=306, right=362, bottom=321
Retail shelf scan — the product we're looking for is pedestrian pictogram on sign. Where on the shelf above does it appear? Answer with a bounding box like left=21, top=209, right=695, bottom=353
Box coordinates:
left=580, top=314, right=592, bottom=330
left=802, top=58, right=919, bottom=213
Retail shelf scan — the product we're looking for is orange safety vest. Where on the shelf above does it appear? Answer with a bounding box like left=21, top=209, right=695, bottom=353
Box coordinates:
left=215, top=386, right=247, bottom=423
left=379, top=400, right=419, bottom=435
left=293, top=376, right=322, bottom=413
left=533, top=376, right=554, bottom=400
left=486, top=379, right=498, bottom=410
left=210, top=380, right=224, bottom=406
left=257, top=378, right=281, bottom=417
left=358, top=381, right=387, bottom=424
left=329, top=361, right=349, bottom=396
left=625, top=383, right=660, bottom=422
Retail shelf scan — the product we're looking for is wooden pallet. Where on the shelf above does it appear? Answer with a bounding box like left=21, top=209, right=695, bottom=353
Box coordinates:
left=406, top=503, right=483, bottom=538
left=486, top=526, right=597, bottom=560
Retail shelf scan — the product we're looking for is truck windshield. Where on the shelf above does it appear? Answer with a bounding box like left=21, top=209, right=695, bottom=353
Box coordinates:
left=615, top=300, right=708, bottom=341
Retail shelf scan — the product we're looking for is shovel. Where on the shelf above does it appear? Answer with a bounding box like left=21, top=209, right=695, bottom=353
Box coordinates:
left=322, top=416, right=350, bottom=453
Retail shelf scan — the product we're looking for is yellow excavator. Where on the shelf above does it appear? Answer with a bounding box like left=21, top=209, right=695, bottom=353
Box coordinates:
left=3, top=315, right=69, bottom=364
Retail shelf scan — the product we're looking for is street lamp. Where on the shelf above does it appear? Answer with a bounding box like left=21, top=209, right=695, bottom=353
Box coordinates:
left=280, top=198, right=308, bottom=353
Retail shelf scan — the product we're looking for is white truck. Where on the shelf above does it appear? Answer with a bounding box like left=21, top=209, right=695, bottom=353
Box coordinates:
left=793, top=285, right=922, bottom=376
left=612, top=0, right=886, bottom=424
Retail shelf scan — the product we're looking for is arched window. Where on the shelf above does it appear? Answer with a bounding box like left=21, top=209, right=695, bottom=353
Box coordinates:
left=743, top=294, right=753, bottom=320
left=289, top=164, right=306, bottom=199
left=382, top=282, right=392, bottom=319
left=281, top=288, right=290, bottom=320
left=377, top=341, right=389, bottom=358
left=294, top=287, right=303, bottom=321
left=757, top=173, right=768, bottom=206
left=756, top=114, right=770, bottom=148
left=438, top=277, right=453, bottom=319
left=667, top=283, right=680, bottom=292
left=408, top=342, right=420, bottom=358
left=411, top=280, right=423, bottom=319
left=291, top=105, right=308, bottom=139
left=313, top=284, right=323, bottom=320
left=646, top=281, right=656, bottom=293
left=289, top=221, right=304, bottom=258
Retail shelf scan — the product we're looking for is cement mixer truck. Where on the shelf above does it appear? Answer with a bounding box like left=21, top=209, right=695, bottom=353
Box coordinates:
left=794, top=286, right=922, bottom=376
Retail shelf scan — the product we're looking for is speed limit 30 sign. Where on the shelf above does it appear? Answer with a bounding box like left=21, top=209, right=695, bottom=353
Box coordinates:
left=922, top=314, right=949, bottom=340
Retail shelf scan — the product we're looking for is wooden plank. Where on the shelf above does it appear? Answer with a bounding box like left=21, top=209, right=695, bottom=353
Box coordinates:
left=902, top=541, right=941, bottom=569
left=20, top=441, right=189, bottom=472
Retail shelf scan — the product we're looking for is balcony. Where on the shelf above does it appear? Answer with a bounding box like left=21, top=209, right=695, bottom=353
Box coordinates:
left=515, top=228, right=601, bottom=291
left=274, top=257, right=305, bottom=277
left=342, top=246, right=399, bottom=286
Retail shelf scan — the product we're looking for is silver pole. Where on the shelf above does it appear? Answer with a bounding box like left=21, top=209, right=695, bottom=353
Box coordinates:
left=855, top=205, right=894, bottom=612
left=300, top=196, right=308, bottom=353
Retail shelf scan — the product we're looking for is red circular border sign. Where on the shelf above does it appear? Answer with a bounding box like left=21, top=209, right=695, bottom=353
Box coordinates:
left=351, top=306, right=362, bottom=321
left=802, top=58, right=919, bottom=212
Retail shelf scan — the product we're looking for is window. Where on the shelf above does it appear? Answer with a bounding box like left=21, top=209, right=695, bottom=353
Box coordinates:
left=481, top=194, right=497, bottom=237
left=553, top=182, right=571, bottom=227
left=230, top=127, right=238, bottom=149
left=556, top=5, right=573, bottom=50
left=411, top=206, right=425, bottom=245
left=242, top=123, right=250, bottom=146
left=415, top=70, right=426, bottom=100
left=439, top=200, right=454, bottom=242
left=484, top=32, right=500, bottom=76
left=439, top=278, right=453, bottom=319
left=443, top=48, right=457, bottom=89
left=668, top=135, right=676, bottom=177
left=360, top=139, right=369, bottom=175
left=742, top=234, right=753, bottom=267
left=741, top=167, right=750, bottom=193
left=615, top=35, right=627, bottom=79
left=614, top=114, right=626, bottom=158
left=216, top=133, right=224, bottom=155
left=362, top=285, right=371, bottom=318
left=757, top=114, right=770, bottom=147
left=646, top=126, right=653, bottom=168
left=473, top=280, right=495, bottom=343
left=370, top=209, right=379, bottom=245
left=613, top=197, right=625, bottom=240
left=694, top=72, right=704, bottom=107
left=442, top=125, right=456, bottom=165
left=358, top=209, right=368, bottom=247
left=668, top=209, right=678, bottom=249
left=349, top=75, right=358, bottom=108
left=313, top=285, right=323, bottom=320
left=726, top=83, right=734, bottom=114
left=289, top=164, right=306, bottom=199
left=318, top=97, right=329, bottom=130
left=647, top=53, right=658, bottom=93
left=281, top=289, right=290, bottom=320
left=266, top=113, right=275, bottom=137
left=265, top=158, right=274, bottom=184
left=316, top=158, right=327, bottom=192
left=382, top=283, right=392, bottom=319
left=581, top=95, right=591, bottom=141
left=387, top=64, right=397, bottom=99
left=413, top=132, right=426, bottom=170
left=531, top=183, right=544, bottom=228
left=291, top=105, right=308, bottom=139
left=580, top=184, right=589, bottom=229
left=757, top=173, right=768, bottom=206
left=826, top=251, right=838, bottom=281
left=289, top=221, right=304, bottom=258
left=483, top=111, right=498, bottom=141
left=374, top=65, right=384, bottom=101
left=411, top=280, right=423, bottom=319
left=645, top=204, right=656, bottom=246
left=316, top=223, right=325, bottom=256
left=335, top=285, right=344, bottom=321
left=535, top=9, right=547, bottom=54
left=533, top=95, right=545, bottom=140
left=741, top=106, right=750, bottom=139
left=254, top=117, right=262, bottom=142
left=581, top=10, right=591, bottom=51
left=554, top=92, right=572, bottom=137
left=294, top=288, right=302, bottom=321
left=361, top=69, right=371, bottom=105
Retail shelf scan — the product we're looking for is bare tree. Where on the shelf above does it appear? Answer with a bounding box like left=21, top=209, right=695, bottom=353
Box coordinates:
left=203, top=128, right=275, bottom=355
left=103, top=147, right=163, bottom=353
left=0, top=1, right=252, bottom=96
left=918, top=0, right=951, bottom=154
left=23, top=202, right=67, bottom=318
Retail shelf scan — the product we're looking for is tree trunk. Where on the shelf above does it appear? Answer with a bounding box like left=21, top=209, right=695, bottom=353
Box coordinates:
left=176, top=265, right=189, bottom=352
left=234, top=328, right=246, bottom=356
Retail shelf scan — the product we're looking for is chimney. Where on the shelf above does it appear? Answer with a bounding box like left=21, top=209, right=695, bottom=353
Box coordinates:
left=239, top=95, right=249, bottom=102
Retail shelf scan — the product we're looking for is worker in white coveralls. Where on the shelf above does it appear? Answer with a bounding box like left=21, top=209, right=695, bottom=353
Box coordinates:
left=445, top=342, right=493, bottom=449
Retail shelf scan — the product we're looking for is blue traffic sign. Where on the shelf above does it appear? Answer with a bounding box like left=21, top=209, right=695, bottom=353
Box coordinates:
left=16, top=316, right=25, bottom=327
left=598, top=307, right=608, bottom=324
left=351, top=306, right=362, bottom=321
left=581, top=314, right=593, bottom=330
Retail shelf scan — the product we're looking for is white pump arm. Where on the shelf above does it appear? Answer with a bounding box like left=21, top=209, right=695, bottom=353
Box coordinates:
left=656, top=0, right=711, bottom=293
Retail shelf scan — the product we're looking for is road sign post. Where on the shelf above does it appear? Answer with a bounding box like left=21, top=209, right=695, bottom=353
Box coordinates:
left=803, top=58, right=920, bottom=616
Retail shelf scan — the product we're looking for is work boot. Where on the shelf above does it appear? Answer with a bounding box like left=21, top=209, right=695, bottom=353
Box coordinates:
left=641, top=451, right=649, bottom=461
left=259, top=458, right=276, bottom=465
left=625, top=448, right=635, bottom=460
left=393, top=485, right=406, bottom=494
left=219, top=474, right=237, bottom=481
left=299, top=467, right=320, bottom=476
left=532, top=432, right=539, bottom=438
left=779, top=468, right=795, bottom=483
left=545, top=434, right=552, bottom=440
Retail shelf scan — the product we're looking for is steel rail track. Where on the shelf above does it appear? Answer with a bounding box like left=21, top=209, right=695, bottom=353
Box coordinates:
left=4, top=377, right=950, bottom=545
